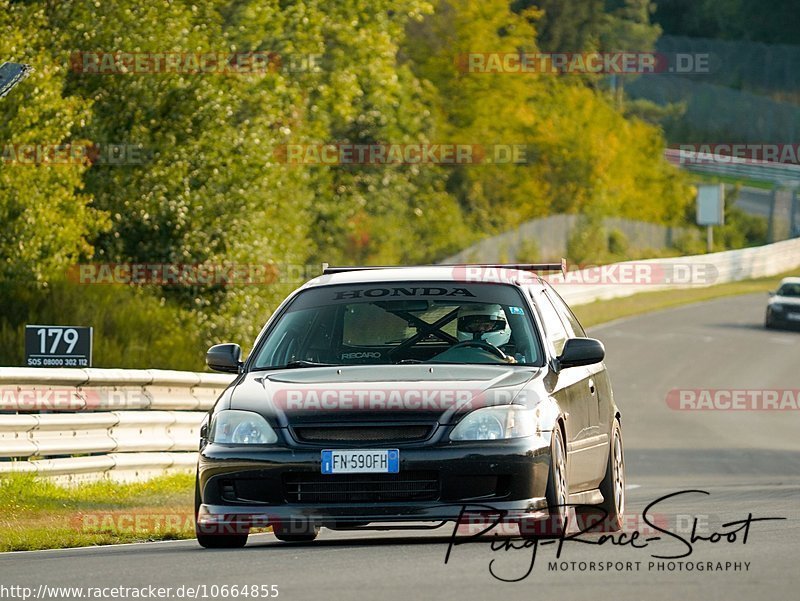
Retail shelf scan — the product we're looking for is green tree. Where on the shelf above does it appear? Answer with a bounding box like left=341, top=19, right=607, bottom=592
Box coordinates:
left=293, top=0, right=469, bottom=265
left=513, top=0, right=604, bottom=52
left=0, top=1, right=108, bottom=285
left=47, top=0, right=314, bottom=342
left=599, top=0, right=661, bottom=52
left=654, top=0, right=800, bottom=45
left=406, top=0, right=691, bottom=232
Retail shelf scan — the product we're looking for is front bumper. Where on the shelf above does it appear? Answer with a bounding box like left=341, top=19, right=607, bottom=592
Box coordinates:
left=767, top=309, right=800, bottom=328
left=197, top=435, right=552, bottom=529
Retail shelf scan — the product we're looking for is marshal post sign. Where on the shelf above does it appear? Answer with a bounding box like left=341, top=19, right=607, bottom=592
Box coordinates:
left=24, top=325, right=93, bottom=367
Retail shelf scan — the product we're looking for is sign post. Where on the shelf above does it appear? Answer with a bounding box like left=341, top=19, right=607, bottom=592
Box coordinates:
left=696, top=184, right=725, bottom=253
left=24, top=325, right=93, bottom=368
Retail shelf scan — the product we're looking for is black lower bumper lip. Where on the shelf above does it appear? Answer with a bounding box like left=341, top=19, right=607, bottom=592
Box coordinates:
left=197, top=498, right=550, bottom=528
left=769, top=316, right=800, bottom=328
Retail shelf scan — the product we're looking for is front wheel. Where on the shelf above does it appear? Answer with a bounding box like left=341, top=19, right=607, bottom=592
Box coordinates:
left=195, top=477, right=249, bottom=548
left=520, top=425, right=567, bottom=538
left=576, top=419, right=625, bottom=532
left=196, top=530, right=249, bottom=549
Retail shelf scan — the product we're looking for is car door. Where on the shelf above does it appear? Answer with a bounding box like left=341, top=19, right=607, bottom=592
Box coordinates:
left=528, top=288, right=592, bottom=489
left=544, top=285, right=610, bottom=489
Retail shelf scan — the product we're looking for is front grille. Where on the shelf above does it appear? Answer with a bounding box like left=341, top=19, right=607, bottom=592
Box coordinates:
left=283, top=471, right=439, bottom=503
left=293, top=425, right=432, bottom=444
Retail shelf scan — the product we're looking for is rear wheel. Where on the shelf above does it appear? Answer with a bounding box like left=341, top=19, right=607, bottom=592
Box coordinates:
left=195, top=477, right=249, bottom=549
left=576, top=419, right=625, bottom=533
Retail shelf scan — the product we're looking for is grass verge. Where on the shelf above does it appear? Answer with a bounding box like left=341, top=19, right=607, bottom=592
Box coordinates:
left=0, top=472, right=196, bottom=552
left=573, top=269, right=798, bottom=328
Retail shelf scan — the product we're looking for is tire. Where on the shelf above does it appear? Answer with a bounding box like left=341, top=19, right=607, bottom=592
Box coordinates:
left=765, top=313, right=774, bottom=329
left=195, top=477, right=249, bottom=549
left=576, top=419, right=625, bottom=533
left=196, top=530, right=249, bottom=549
left=273, top=521, right=319, bottom=543
left=520, top=425, right=567, bottom=538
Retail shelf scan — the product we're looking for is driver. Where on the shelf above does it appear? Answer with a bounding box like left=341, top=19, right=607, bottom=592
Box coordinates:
left=446, top=304, right=516, bottom=364
left=430, top=304, right=518, bottom=364
left=456, top=305, right=511, bottom=348
left=456, top=304, right=511, bottom=347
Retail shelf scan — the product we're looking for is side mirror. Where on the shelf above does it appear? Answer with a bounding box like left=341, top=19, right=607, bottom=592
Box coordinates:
left=206, top=343, right=242, bottom=373
left=557, top=338, right=605, bottom=370
left=768, top=291, right=775, bottom=297
left=199, top=421, right=209, bottom=449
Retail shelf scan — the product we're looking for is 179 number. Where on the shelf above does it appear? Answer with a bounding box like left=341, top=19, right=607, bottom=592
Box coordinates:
left=35, top=327, right=79, bottom=354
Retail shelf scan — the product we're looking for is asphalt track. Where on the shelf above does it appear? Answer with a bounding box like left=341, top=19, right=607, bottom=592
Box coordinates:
left=1, top=292, right=798, bottom=601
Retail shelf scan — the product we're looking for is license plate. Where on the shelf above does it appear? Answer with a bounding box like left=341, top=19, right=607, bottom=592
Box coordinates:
left=321, top=449, right=399, bottom=474
left=787, top=313, right=800, bottom=321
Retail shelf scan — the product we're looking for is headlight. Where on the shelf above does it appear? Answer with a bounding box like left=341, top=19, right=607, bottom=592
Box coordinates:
left=450, top=406, right=537, bottom=441
left=209, top=410, right=278, bottom=444
left=770, top=303, right=784, bottom=312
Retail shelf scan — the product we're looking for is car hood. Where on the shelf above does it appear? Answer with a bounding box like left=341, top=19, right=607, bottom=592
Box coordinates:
left=228, top=364, right=541, bottom=426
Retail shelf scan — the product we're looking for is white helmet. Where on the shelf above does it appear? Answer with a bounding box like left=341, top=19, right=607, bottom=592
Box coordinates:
left=456, top=304, right=511, bottom=347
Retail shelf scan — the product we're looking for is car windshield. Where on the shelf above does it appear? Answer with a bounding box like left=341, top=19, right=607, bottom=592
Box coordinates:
left=777, top=283, right=800, bottom=297
left=251, top=282, right=543, bottom=368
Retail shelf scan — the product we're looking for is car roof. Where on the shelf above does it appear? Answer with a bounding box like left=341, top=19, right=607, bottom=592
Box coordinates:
left=300, top=266, right=547, bottom=290
left=779, top=277, right=800, bottom=286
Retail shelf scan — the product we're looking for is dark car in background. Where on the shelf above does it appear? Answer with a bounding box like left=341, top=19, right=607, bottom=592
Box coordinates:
left=195, top=264, right=624, bottom=548
left=765, top=277, right=800, bottom=330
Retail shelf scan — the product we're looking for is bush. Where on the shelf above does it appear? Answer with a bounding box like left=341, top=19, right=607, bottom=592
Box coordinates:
left=607, top=229, right=630, bottom=258
left=567, top=214, right=609, bottom=264
left=718, top=207, right=769, bottom=248
left=672, top=230, right=707, bottom=255
left=515, top=238, right=541, bottom=262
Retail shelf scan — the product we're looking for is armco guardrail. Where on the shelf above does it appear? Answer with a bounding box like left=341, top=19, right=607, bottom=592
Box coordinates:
left=551, top=236, right=800, bottom=307
left=0, top=369, right=234, bottom=483
left=1, top=239, right=799, bottom=483
left=665, top=147, right=800, bottom=185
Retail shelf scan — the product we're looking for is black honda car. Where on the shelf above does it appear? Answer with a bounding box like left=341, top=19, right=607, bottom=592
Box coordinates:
left=195, top=263, right=624, bottom=547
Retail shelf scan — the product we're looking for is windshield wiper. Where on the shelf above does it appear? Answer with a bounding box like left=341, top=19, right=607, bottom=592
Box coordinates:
left=284, top=360, right=340, bottom=369
left=253, top=360, right=340, bottom=371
